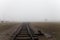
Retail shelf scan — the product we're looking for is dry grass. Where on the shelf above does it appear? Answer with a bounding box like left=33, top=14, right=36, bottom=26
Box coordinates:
left=0, top=22, right=19, bottom=32
left=31, top=22, right=60, bottom=40
left=0, top=22, right=60, bottom=40
left=0, top=22, right=20, bottom=40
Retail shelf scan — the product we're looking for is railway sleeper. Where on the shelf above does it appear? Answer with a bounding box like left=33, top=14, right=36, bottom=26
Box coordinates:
left=15, top=36, right=38, bottom=40
left=17, top=34, right=38, bottom=37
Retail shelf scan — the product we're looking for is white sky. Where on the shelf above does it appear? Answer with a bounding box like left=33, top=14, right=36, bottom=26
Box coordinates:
left=0, top=0, right=60, bottom=22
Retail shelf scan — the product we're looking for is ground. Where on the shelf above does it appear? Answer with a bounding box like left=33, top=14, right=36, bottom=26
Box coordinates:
left=31, top=22, right=60, bottom=40
left=0, top=22, right=60, bottom=40
left=0, top=22, right=21, bottom=40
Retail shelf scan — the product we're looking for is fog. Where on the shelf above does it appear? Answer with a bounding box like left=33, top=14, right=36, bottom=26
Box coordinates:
left=0, top=0, right=60, bottom=22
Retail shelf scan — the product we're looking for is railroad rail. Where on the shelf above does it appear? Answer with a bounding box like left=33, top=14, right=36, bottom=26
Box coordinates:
left=11, top=23, right=41, bottom=40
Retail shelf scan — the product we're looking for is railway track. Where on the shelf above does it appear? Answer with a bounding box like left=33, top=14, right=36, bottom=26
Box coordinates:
left=11, top=23, right=40, bottom=40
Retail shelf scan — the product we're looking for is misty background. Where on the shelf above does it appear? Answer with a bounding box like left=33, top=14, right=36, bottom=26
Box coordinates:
left=0, top=0, right=60, bottom=22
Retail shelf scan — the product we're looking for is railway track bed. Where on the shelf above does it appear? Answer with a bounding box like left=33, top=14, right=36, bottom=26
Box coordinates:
left=11, top=23, right=44, bottom=40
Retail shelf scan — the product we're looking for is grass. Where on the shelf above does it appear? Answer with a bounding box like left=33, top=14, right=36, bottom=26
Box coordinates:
left=0, top=22, right=18, bottom=32
left=0, top=22, right=60, bottom=40
left=31, top=22, right=60, bottom=40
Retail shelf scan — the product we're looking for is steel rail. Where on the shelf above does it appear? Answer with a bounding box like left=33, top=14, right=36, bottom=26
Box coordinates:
left=11, top=23, right=24, bottom=40
left=26, top=23, right=34, bottom=40
left=11, top=23, right=38, bottom=40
